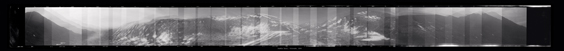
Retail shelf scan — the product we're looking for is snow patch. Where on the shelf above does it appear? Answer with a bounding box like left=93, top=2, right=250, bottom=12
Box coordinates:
left=360, top=31, right=389, bottom=41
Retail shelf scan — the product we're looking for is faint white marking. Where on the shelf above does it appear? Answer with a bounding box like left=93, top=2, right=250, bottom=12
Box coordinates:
left=527, top=45, right=541, bottom=47
left=360, top=31, right=389, bottom=41
left=437, top=44, right=460, bottom=47
left=152, top=33, right=157, bottom=38
left=357, top=11, right=367, bottom=15
left=523, top=5, right=550, bottom=7
left=55, top=42, right=66, bottom=45
left=481, top=44, right=500, bottom=47
left=418, top=25, right=426, bottom=31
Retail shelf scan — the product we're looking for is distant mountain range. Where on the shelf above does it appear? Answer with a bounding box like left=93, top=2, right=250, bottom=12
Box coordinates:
left=24, top=9, right=526, bottom=46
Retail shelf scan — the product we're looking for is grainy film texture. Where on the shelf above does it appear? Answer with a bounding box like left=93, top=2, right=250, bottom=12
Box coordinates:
left=24, top=7, right=529, bottom=47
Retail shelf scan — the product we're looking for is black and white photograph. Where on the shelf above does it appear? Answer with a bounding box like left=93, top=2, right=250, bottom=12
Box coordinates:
left=6, top=0, right=551, bottom=50
left=21, top=7, right=532, bottom=46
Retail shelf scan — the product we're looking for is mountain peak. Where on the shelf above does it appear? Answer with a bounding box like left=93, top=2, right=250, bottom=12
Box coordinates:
left=484, top=12, right=503, bottom=19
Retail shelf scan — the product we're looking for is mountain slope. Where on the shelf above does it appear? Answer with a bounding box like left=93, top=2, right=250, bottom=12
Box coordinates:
left=109, top=9, right=526, bottom=46
left=111, top=14, right=297, bottom=46
left=25, top=11, right=82, bottom=45
left=393, top=12, right=526, bottom=45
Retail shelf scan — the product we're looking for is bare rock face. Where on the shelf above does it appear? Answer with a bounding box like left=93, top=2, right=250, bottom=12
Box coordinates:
left=110, top=10, right=399, bottom=46
left=111, top=14, right=296, bottom=46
